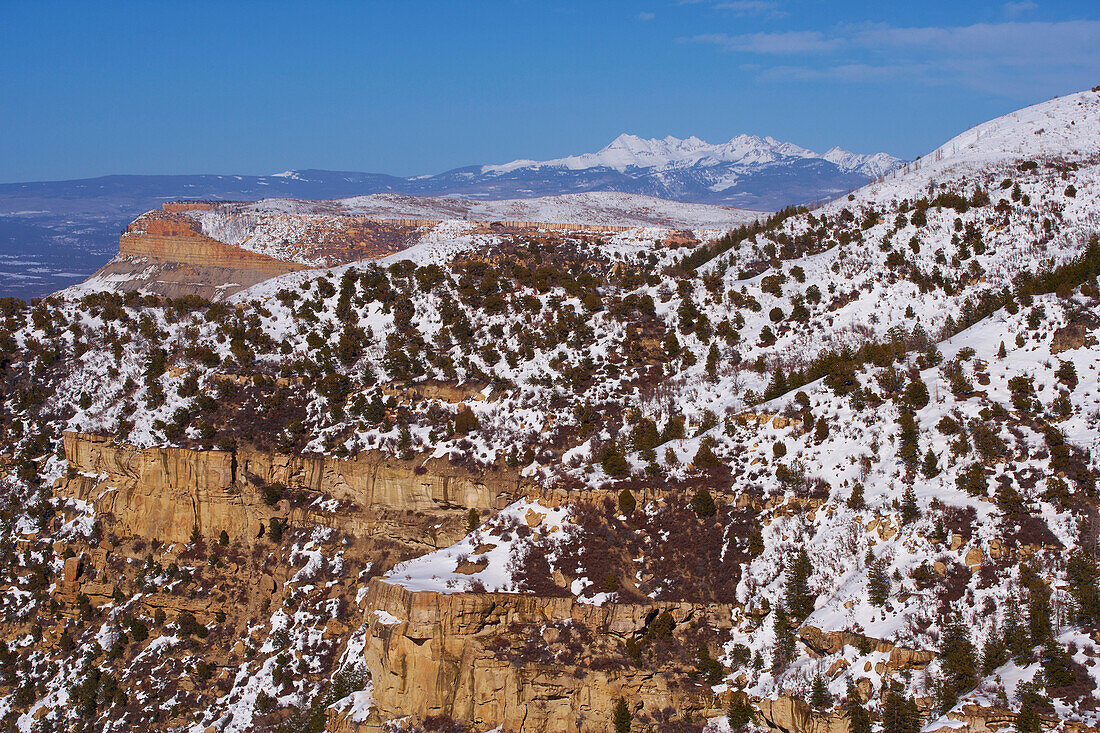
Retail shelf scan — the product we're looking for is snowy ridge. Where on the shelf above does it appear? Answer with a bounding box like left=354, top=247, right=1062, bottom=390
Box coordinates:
left=883, top=90, right=1100, bottom=184
left=189, top=190, right=762, bottom=233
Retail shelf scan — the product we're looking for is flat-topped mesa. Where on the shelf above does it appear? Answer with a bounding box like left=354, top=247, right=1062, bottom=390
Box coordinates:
left=56, top=431, right=525, bottom=546
left=118, top=210, right=306, bottom=275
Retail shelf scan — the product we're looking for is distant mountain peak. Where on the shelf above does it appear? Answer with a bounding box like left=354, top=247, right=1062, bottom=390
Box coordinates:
left=481, top=133, right=902, bottom=181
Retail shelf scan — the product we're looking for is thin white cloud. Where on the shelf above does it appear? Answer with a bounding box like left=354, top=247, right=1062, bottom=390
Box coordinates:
left=1003, top=1, right=1038, bottom=18
left=685, top=19, right=1100, bottom=98
left=638, top=11, right=656, bottom=21
left=715, top=1, right=785, bottom=17
left=688, top=30, right=842, bottom=53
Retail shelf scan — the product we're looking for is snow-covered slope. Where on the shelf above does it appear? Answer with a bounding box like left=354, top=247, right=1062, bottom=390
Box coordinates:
left=882, top=90, right=1100, bottom=185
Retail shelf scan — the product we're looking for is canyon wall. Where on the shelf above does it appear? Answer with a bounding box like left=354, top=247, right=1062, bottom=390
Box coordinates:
left=57, top=432, right=525, bottom=545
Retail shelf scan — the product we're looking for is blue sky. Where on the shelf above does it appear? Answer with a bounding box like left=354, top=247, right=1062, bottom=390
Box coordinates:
left=1, top=0, right=1097, bottom=182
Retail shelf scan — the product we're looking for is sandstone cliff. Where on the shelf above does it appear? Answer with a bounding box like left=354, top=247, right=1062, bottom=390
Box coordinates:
left=358, top=578, right=734, bottom=732
left=57, top=432, right=524, bottom=545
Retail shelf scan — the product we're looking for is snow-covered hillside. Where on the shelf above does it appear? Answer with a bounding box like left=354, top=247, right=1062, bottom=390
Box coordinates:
left=0, top=90, right=1099, bottom=733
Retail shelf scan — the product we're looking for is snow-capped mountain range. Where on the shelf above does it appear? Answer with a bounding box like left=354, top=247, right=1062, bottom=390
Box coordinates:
left=484, top=132, right=900, bottom=179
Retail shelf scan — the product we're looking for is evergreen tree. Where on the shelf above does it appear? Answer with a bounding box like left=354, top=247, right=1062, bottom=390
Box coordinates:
left=1067, top=551, right=1100, bottom=624
left=601, top=441, right=630, bottom=476
left=1027, top=585, right=1053, bottom=646
left=1041, top=642, right=1077, bottom=687
left=981, top=626, right=1009, bottom=675
left=903, top=379, right=930, bottom=410
left=845, top=679, right=872, bottom=733
left=771, top=605, right=797, bottom=672
left=997, top=341, right=1007, bottom=358
left=727, top=694, right=754, bottom=730
left=612, top=697, right=631, bottom=733
left=809, top=674, right=831, bottom=709
left=453, top=406, right=479, bottom=435
left=617, top=489, right=636, bottom=515
left=1015, top=681, right=1051, bottom=733
left=920, top=448, right=940, bottom=478
left=767, top=368, right=788, bottom=399
left=693, top=441, right=722, bottom=470
left=664, top=331, right=681, bottom=358
left=630, top=418, right=659, bottom=453
left=397, top=423, right=413, bottom=459
left=1003, top=595, right=1032, bottom=665
left=706, top=342, right=720, bottom=383
left=939, top=617, right=979, bottom=708
left=897, top=409, right=920, bottom=473
left=784, top=547, right=815, bottom=621
left=882, top=691, right=922, bottom=733
left=868, top=559, right=890, bottom=607
left=690, top=488, right=717, bottom=517
left=901, top=486, right=920, bottom=524
left=904, top=696, right=922, bottom=733
left=847, top=483, right=865, bottom=510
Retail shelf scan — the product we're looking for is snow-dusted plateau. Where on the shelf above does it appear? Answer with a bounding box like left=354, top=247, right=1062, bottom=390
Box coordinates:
left=0, top=89, right=1099, bottom=733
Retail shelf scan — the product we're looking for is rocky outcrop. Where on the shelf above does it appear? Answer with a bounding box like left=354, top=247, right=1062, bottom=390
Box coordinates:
left=798, top=626, right=935, bottom=671
left=56, top=432, right=526, bottom=545
left=921, top=703, right=1100, bottom=733
left=358, top=578, right=733, bottom=732
left=755, top=696, right=849, bottom=733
